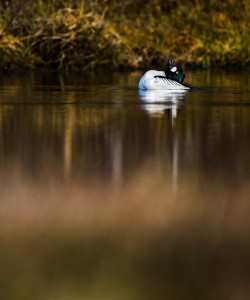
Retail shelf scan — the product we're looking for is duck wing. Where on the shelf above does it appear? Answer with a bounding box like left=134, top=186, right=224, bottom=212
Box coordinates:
left=154, top=76, right=190, bottom=89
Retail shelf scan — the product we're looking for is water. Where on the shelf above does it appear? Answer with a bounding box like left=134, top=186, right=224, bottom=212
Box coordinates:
left=1, top=70, right=250, bottom=300
left=1, top=70, right=250, bottom=187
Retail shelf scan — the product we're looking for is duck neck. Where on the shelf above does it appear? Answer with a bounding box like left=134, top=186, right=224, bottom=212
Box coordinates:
left=164, top=70, right=175, bottom=81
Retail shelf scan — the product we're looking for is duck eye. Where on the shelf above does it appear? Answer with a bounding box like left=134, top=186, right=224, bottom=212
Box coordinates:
left=176, top=71, right=179, bottom=74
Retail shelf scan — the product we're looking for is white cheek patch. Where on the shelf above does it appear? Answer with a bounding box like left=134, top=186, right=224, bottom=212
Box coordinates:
left=171, top=67, right=177, bottom=72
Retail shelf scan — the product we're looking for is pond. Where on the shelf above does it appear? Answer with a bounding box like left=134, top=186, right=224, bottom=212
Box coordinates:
left=1, top=70, right=250, bottom=187
left=0, top=70, right=250, bottom=300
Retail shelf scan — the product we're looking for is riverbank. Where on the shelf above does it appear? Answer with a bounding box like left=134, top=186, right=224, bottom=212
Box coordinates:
left=0, top=0, right=249, bottom=71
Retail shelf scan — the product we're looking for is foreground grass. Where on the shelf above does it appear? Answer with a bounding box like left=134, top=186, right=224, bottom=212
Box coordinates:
left=0, top=0, right=249, bottom=71
left=0, top=168, right=250, bottom=300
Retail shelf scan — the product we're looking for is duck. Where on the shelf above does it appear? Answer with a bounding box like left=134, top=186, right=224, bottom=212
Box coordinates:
left=139, top=58, right=192, bottom=90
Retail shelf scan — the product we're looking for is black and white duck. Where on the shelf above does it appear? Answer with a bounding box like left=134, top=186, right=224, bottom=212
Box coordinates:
left=139, top=58, right=192, bottom=90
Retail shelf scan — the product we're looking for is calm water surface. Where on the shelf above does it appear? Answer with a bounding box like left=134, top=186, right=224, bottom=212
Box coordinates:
left=1, top=70, right=250, bottom=300
left=0, top=70, right=250, bottom=188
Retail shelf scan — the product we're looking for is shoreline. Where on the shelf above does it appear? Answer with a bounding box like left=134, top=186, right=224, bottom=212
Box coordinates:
left=0, top=1, right=249, bottom=72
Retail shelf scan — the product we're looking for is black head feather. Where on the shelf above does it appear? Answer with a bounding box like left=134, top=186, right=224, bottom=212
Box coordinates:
left=165, top=57, right=185, bottom=83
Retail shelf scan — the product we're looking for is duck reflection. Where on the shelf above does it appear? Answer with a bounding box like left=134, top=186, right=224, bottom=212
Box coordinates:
left=139, top=89, right=189, bottom=192
left=139, top=89, right=188, bottom=118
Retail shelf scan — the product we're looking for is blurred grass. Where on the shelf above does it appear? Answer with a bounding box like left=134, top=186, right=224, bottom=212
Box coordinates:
left=0, top=0, right=249, bottom=71
left=0, top=168, right=250, bottom=300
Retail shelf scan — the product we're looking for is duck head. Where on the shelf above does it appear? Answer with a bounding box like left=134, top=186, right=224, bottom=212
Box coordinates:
left=165, top=58, right=185, bottom=83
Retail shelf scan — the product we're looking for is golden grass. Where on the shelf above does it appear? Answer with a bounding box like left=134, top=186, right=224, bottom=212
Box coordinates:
left=0, top=0, right=249, bottom=71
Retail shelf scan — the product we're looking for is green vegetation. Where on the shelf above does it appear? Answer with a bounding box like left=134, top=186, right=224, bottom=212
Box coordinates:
left=0, top=0, right=249, bottom=71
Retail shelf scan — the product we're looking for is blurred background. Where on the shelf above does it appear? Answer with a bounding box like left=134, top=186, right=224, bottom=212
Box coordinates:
left=0, top=0, right=249, bottom=71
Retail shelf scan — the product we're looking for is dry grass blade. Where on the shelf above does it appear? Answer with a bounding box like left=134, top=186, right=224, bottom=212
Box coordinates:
left=0, top=0, right=249, bottom=70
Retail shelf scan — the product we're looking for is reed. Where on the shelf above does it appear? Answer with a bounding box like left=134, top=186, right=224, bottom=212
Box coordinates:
left=0, top=0, right=249, bottom=71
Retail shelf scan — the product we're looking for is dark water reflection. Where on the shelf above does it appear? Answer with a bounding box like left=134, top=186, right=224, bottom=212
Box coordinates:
left=2, top=70, right=250, bottom=300
left=0, top=70, right=250, bottom=187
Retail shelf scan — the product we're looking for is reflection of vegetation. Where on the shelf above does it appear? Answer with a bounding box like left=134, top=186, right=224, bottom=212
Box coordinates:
left=0, top=0, right=249, bottom=71
left=0, top=71, right=250, bottom=182
left=1, top=72, right=250, bottom=299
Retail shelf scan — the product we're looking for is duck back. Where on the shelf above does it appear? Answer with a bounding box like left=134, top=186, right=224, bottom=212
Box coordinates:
left=139, top=70, right=190, bottom=90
